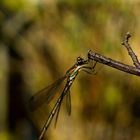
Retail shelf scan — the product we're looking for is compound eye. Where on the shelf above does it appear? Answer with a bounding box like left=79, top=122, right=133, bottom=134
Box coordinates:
left=76, top=56, right=86, bottom=65
left=77, top=57, right=82, bottom=61
left=77, top=57, right=83, bottom=63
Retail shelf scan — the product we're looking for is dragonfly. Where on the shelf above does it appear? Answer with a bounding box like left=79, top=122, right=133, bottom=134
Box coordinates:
left=29, top=56, right=97, bottom=140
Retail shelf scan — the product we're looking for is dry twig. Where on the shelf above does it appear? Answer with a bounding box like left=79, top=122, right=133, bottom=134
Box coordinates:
left=88, top=32, right=140, bottom=77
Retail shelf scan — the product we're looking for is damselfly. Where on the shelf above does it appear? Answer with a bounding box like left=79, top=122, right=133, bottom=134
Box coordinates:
left=29, top=56, right=97, bottom=140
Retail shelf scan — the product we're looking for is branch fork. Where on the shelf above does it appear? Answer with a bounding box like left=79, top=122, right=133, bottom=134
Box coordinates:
left=88, top=32, right=140, bottom=76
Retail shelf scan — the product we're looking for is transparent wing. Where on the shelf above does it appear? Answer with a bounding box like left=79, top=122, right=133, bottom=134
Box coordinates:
left=29, top=76, right=66, bottom=111
left=54, top=87, right=71, bottom=127
left=66, top=89, right=71, bottom=116
left=54, top=97, right=63, bottom=127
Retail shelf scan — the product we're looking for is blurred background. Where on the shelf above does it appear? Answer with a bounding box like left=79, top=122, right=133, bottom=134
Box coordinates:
left=0, top=0, right=140, bottom=140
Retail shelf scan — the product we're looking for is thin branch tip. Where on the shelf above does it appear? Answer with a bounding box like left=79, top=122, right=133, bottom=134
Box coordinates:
left=122, top=32, right=140, bottom=68
left=123, top=32, right=131, bottom=45
left=126, top=32, right=131, bottom=38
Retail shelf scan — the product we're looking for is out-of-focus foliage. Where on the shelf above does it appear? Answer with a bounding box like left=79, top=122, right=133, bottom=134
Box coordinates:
left=0, top=0, right=140, bottom=140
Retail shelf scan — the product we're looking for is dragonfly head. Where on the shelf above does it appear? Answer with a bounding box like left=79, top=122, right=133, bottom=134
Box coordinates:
left=76, top=57, right=88, bottom=66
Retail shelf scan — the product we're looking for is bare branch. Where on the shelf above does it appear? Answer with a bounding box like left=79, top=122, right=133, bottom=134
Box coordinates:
left=88, top=50, right=140, bottom=76
left=122, top=32, right=140, bottom=69
left=88, top=33, right=140, bottom=77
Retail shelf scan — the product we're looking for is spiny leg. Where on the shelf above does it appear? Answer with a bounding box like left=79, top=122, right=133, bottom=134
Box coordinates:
left=80, top=61, right=98, bottom=74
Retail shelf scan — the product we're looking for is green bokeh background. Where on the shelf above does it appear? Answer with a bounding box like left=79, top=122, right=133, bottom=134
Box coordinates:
left=0, top=0, right=140, bottom=140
